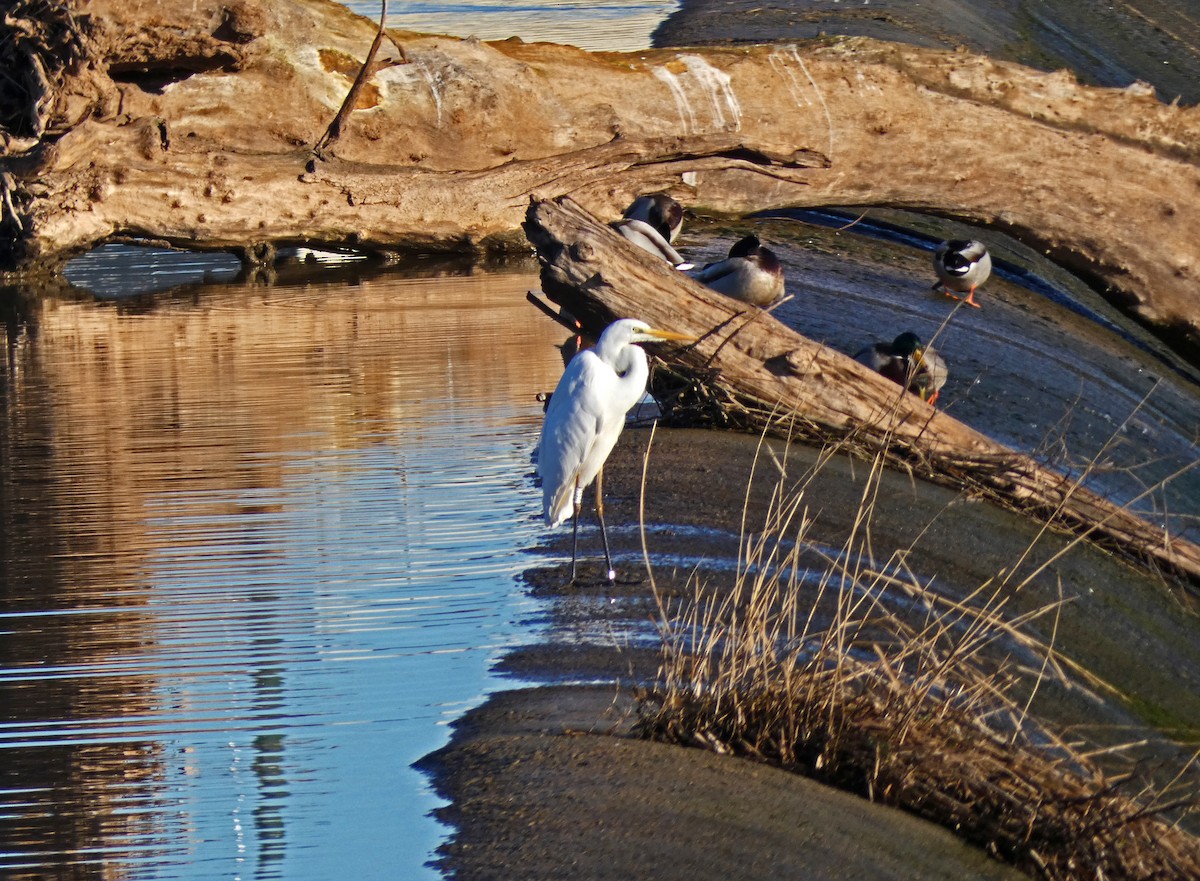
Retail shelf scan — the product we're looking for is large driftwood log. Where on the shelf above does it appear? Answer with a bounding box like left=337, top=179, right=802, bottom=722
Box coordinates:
left=4, top=0, right=1200, bottom=352
left=525, top=196, right=1200, bottom=588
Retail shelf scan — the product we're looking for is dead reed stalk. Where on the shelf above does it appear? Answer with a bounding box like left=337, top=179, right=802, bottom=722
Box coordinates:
left=635, top=426, right=1200, bottom=881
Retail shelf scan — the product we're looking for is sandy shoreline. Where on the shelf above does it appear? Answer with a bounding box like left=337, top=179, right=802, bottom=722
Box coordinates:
left=419, top=683, right=1030, bottom=880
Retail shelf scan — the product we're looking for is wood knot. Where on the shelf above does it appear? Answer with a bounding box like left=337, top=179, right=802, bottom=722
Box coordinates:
left=779, top=348, right=822, bottom=377
left=138, top=118, right=169, bottom=159
left=570, top=241, right=595, bottom=262
left=243, top=241, right=276, bottom=266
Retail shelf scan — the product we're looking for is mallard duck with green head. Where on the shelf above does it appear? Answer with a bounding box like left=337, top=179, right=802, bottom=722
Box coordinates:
left=854, top=331, right=948, bottom=405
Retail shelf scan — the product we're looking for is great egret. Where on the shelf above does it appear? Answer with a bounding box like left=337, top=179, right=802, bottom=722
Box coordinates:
left=854, top=331, right=948, bottom=405
left=688, top=234, right=785, bottom=305
left=932, top=239, right=991, bottom=308
left=537, top=317, right=694, bottom=582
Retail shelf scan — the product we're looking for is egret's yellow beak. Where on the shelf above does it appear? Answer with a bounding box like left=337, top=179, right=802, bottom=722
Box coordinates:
left=644, top=328, right=697, bottom=343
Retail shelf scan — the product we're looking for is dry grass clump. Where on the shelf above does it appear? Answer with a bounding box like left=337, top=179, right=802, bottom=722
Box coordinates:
left=635, top=436, right=1200, bottom=881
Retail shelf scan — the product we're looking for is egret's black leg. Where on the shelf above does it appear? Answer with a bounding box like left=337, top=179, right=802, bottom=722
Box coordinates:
left=594, top=467, right=615, bottom=583
left=570, top=512, right=580, bottom=583
left=569, top=477, right=581, bottom=583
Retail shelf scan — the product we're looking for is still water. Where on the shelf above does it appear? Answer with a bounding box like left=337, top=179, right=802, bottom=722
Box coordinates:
left=7, top=4, right=1198, bottom=878
left=3, top=2, right=678, bottom=873
left=345, top=1, right=679, bottom=51
left=0, top=262, right=567, bottom=879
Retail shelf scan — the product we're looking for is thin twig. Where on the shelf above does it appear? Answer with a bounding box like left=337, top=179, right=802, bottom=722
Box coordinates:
left=310, top=1, right=403, bottom=161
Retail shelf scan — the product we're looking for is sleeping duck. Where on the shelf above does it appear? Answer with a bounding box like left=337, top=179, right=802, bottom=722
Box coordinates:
left=623, top=193, right=683, bottom=243
left=688, top=234, right=785, bottom=306
left=613, top=194, right=686, bottom=266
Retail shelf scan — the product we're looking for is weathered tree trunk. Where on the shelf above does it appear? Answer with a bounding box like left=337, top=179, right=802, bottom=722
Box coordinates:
left=525, top=195, right=1200, bottom=589
left=4, top=0, right=1200, bottom=352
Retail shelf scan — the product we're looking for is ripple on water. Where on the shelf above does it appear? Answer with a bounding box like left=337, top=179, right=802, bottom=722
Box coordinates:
left=0, top=264, right=568, bottom=879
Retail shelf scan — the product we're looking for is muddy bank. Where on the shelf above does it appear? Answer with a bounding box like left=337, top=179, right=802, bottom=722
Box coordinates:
left=655, top=0, right=1200, bottom=106
left=419, top=196, right=1200, bottom=878
left=421, top=421, right=1200, bottom=879
left=420, top=685, right=1030, bottom=881
left=523, top=426, right=1200, bottom=760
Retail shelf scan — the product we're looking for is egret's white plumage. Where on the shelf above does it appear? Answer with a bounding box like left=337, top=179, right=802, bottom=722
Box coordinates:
left=536, top=318, right=693, bottom=580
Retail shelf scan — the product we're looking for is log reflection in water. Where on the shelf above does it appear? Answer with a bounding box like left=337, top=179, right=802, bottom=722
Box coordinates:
left=0, top=265, right=566, bottom=879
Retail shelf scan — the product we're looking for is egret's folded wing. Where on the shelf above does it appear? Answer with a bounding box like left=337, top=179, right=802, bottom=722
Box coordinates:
left=537, top=353, right=617, bottom=527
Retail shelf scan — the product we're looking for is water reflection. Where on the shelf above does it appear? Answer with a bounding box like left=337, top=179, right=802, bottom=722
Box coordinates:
left=61, top=243, right=243, bottom=297
left=345, top=1, right=680, bottom=52
left=0, top=267, right=567, bottom=879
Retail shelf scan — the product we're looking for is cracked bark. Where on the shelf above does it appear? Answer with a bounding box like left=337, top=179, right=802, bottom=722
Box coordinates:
left=3, top=0, right=1198, bottom=582
left=526, top=195, right=1200, bottom=589
left=2, top=0, right=1199, bottom=343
